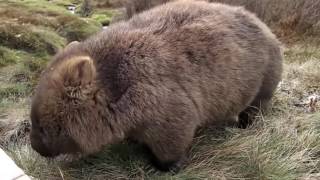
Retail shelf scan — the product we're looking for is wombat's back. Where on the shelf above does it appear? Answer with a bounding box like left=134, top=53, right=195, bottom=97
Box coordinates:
left=109, top=0, right=282, bottom=124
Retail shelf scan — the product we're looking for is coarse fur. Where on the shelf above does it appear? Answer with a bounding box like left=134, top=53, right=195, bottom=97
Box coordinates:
left=30, top=0, right=283, bottom=171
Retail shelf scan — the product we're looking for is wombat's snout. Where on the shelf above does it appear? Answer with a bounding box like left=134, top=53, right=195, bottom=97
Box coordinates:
left=30, top=131, right=56, bottom=157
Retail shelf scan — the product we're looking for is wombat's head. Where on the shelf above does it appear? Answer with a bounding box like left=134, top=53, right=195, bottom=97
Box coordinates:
left=30, top=42, right=107, bottom=158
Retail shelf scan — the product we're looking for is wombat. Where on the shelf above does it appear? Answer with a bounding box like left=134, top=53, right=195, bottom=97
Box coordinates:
left=30, top=0, right=283, bottom=171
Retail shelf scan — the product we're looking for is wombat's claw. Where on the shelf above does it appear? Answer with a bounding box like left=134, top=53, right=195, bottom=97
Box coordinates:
left=169, top=157, right=188, bottom=173
left=153, top=156, right=188, bottom=173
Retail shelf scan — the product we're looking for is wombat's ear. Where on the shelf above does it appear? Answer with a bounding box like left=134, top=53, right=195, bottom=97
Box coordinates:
left=63, top=56, right=96, bottom=86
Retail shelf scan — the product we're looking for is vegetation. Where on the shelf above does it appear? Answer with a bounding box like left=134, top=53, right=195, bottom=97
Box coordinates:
left=80, top=0, right=93, bottom=17
left=0, top=0, right=319, bottom=179
left=125, top=0, right=320, bottom=40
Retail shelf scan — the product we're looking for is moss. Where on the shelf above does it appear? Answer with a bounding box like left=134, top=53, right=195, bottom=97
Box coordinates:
left=0, top=5, right=59, bottom=29
left=92, top=11, right=114, bottom=26
left=32, top=28, right=67, bottom=54
left=6, top=0, right=70, bottom=16
left=0, top=23, right=66, bottom=55
left=57, top=16, right=102, bottom=42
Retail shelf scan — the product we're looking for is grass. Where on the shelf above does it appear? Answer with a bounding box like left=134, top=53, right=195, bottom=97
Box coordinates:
left=0, top=0, right=103, bottom=111
left=0, top=47, right=20, bottom=67
left=56, top=16, right=102, bottom=42
left=0, top=23, right=66, bottom=55
left=211, top=0, right=320, bottom=39
left=124, top=0, right=320, bottom=41
left=0, top=0, right=320, bottom=179
left=91, top=11, right=114, bottom=26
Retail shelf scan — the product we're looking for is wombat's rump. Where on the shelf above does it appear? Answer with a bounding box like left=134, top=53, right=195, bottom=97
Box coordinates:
left=30, top=0, right=282, bottom=171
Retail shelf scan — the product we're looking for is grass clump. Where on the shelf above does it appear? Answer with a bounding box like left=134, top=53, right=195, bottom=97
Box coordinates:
left=123, top=0, right=320, bottom=38
left=0, top=47, right=19, bottom=67
left=0, top=0, right=102, bottom=44
left=92, top=13, right=113, bottom=26
left=0, top=23, right=66, bottom=55
left=0, top=83, right=31, bottom=99
left=56, top=15, right=102, bottom=42
left=6, top=0, right=71, bottom=16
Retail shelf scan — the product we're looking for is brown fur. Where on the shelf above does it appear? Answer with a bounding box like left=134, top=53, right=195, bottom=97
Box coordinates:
left=30, top=0, right=283, bottom=171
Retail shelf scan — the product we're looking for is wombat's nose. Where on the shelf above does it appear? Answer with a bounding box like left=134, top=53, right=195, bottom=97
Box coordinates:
left=30, top=132, right=54, bottom=157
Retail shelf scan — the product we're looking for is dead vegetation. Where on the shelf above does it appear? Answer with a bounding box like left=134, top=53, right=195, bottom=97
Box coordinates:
left=123, top=0, right=320, bottom=40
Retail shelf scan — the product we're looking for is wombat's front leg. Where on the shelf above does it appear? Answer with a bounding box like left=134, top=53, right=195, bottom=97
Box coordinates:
left=141, top=122, right=196, bottom=172
left=150, top=151, right=188, bottom=173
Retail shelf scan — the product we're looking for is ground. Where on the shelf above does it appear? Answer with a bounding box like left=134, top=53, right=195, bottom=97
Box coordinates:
left=0, top=0, right=320, bottom=179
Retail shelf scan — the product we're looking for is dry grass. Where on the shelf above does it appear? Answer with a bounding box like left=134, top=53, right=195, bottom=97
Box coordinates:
left=211, top=0, right=320, bottom=40
left=122, top=0, right=320, bottom=40
left=1, top=0, right=320, bottom=179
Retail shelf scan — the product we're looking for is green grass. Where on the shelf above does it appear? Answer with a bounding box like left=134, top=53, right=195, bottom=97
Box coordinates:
left=0, top=0, right=103, bottom=102
left=91, top=9, right=118, bottom=26
left=0, top=23, right=66, bottom=55
left=0, top=47, right=20, bottom=67
left=0, top=0, right=102, bottom=43
left=5, top=0, right=71, bottom=16
left=56, top=16, right=102, bottom=42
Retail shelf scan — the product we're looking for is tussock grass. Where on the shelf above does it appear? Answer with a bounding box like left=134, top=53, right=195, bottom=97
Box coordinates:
left=91, top=10, right=118, bottom=26
left=211, top=0, right=320, bottom=39
left=56, top=15, right=102, bottom=42
left=123, top=0, right=320, bottom=39
left=0, top=22, right=66, bottom=55
left=0, top=0, right=103, bottom=100
left=0, top=0, right=102, bottom=43
left=5, top=0, right=71, bottom=16
left=0, top=47, right=19, bottom=67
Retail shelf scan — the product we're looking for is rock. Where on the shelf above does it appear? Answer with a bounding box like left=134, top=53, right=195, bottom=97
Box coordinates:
left=0, top=149, right=30, bottom=180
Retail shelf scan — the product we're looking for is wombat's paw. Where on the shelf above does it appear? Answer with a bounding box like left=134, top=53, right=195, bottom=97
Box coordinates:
left=152, top=155, right=188, bottom=173
left=238, top=112, right=254, bottom=129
